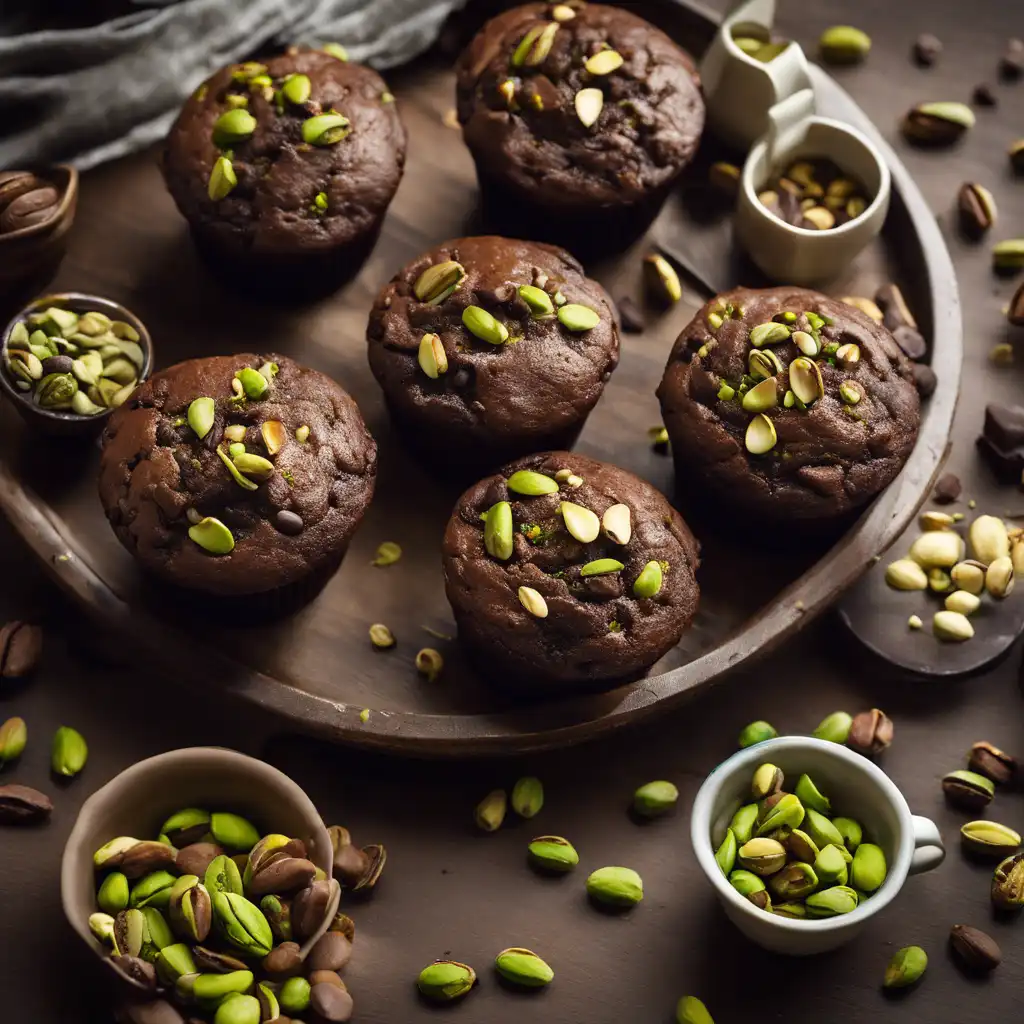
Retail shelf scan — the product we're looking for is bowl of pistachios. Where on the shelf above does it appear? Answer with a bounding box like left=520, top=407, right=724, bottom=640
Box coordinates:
left=691, top=737, right=944, bottom=955
left=0, top=291, right=153, bottom=437
left=61, top=747, right=347, bottom=1023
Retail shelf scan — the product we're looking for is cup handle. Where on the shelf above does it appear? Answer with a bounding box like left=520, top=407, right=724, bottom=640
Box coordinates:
left=909, top=815, right=945, bottom=875
left=765, top=88, right=815, bottom=167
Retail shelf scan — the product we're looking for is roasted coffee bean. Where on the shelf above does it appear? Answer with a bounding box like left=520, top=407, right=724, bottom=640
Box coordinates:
left=972, top=83, right=997, bottom=107
left=949, top=924, right=1001, bottom=974
left=893, top=325, right=928, bottom=359
left=969, top=742, right=1018, bottom=786
left=292, top=879, right=333, bottom=940
left=0, top=621, right=42, bottom=679
left=262, top=941, right=304, bottom=980
left=875, top=283, right=917, bottom=332
left=175, top=842, right=224, bottom=878
left=912, top=362, right=938, bottom=398
left=933, top=471, right=961, bottom=503
left=0, top=784, right=52, bottom=824
left=309, top=982, right=354, bottom=1022
left=616, top=296, right=645, bottom=334
left=307, top=931, right=353, bottom=973
left=912, top=33, right=942, bottom=66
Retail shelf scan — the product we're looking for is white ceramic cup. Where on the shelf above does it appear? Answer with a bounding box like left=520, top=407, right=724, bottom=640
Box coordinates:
left=735, top=89, right=892, bottom=285
left=690, top=736, right=944, bottom=955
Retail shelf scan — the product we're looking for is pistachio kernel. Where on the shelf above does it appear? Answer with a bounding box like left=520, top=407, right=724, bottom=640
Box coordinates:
left=212, top=108, right=256, bottom=145
left=633, top=560, right=663, bottom=599
left=415, top=648, right=443, bottom=682
left=188, top=517, right=235, bottom=556
left=413, top=260, right=466, bottom=304
left=208, top=157, right=237, bottom=201
left=507, top=469, right=558, bottom=495
left=585, top=49, right=624, bottom=75
left=369, top=623, right=396, bottom=649
left=574, top=87, right=604, bottom=127
left=580, top=558, right=624, bottom=577
left=417, top=333, right=448, bottom=379
left=281, top=73, right=312, bottom=106
left=372, top=541, right=402, bottom=567
left=560, top=501, right=600, bottom=543
left=643, top=254, right=682, bottom=305
left=557, top=303, right=600, bottom=332
left=463, top=305, right=509, bottom=345
left=601, top=503, right=631, bottom=545
left=839, top=381, right=862, bottom=405
left=295, top=425, right=310, bottom=444
left=518, top=586, right=549, bottom=618
left=484, top=501, right=514, bottom=561
left=745, top=413, right=777, bottom=455
left=749, top=322, right=791, bottom=347
left=301, top=112, right=351, bottom=146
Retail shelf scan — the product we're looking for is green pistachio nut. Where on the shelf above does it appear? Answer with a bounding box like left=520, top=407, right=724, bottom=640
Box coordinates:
left=586, top=866, right=644, bottom=907
left=805, top=885, right=859, bottom=917
left=113, top=909, right=146, bottom=958
left=98, top=872, right=130, bottom=915
left=943, top=769, right=995, bottom=810
left=210, top=812, right=260, bottom=852
left=818, top=25, right=871, bottom=64
left=187, top=398, right=216, bottom=440
left=256, top=982, right=279, bottom=1022
left=242, top=833, right=292, bottom=886
left=511, top=776, right=544, bottom=818
left=232, top=452, right=275, bottom=482
left=281, top=73, right=312, bottom=105
left=884, top=945, right=928, bottom=988
left=169, top=874, right=213, bottom=943
left=417, top=960, right=477, bottom=1003
left=94, top=837, right=140, bottom=871
left=557, top=304, right=600, bottom=332
left=484, top=501, right=514, bottom=561
left=212, top=992, right=260, bottom=1024
left=494, top=947, right=554, bottom=988
left=768, top=861, right=818, bottom=900
left=676, top=995, right=715, bottom=1024
left=160, top=808, right=211, bottom=848
left=90, top=912, right=116, bottom=944
left=213, top=108, right=256, bottom=145
left=234, top=368, right=268, bottom=401
left=801, top=808, right=844, bottom=852
left=528, top=835, right=580, bottom=873
left=993, top=239, right=1024, bottom=271
left=772, top=902, right=808, bottom=919
left=633, top=560, right=663, bottom=598
left=737, top=837, right=786, bottom=876
left=140, top=907, right=174, bottom=957
left=714, top=829, right=737, bottom=876
left=751, top=763, right=783, bottom=800
left=280, top=976, right=312, bottom=1014
left=475, top=789, right=507, bottom=832
left=738, top=720, right=777, bottom=748
left=462, top=304, right=509, bottom=345
left=259, top=894, right=293, bottom=942
left=129, top=870, right=177, bottom=909
left=0, top=716, right=27, bottom=765
left=208, top=157, right=237, bottom=201
left=413, top=260, right=466, bottom=304
left=189, top=517, right=235, bottom=556
left=213, top=892, right=273, bottom=956
left=301, top=112, right=351, bottom=146
left=813, top=711, right=853, bottom=743
left=961, top=820, right=1022, bottom=857
left=506, top=469, right=558, bottom=495
left=728, top=869, right=766, bottom=898
left=756, top=793, right=805, bottom=835
left=832, top=817, right=863, bottom=852
left=749, top=322, right=791, bottom=347
left=633, top=780, right=679, bottom=818
left=519, top=284, right=555, bottom=316
left=729, top=804, right=759, bottom=846
left=580, top=558, right=624, bottom=577
left=850, top=843, right=887, bottom=893
left=156, top=943, right=197, bottom=985
left=992, top=852, right=1024, bottom=909
left=793, top=774, right=831, bottom=815
left=37, top=372, right=78, bottom=408
left=814, top=844, right=849, bottom=887
left=784, top=829, right=820, bottom=863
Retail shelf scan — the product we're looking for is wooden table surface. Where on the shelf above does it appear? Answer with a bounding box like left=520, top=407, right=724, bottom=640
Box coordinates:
left=2, top=0, right=1024, bottom=1021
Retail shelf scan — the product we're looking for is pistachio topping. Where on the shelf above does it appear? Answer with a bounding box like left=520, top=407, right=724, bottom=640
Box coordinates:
left=560, top=501, right=600, bottom=543
left=741, top=377, right=778, bottom=413
left=216, top=446, right=259, bottom=491
left=213, top=108, right=256, bottom=145
left=633, top=560, right=663, bottom=598
left=601, top=504, right=631, bottom=545
left=463, top=305, right=509, bottom=345
left=417, top=333, right=448, bottom=379
left=518, top=586, right=549, bottom=618
left=484, top=501, right=514, bottom=561
left=518, top=284, right=555, bottom=316
left=750, top=322, right=791, bottom=347
left=281, top=73, right=311, bottom=106
left=580, top=558, right=624, bottom=577
left=748, top=349, right=783, bottom=380
left=301, top=112, right=351, bottom=146
left=574, top=87, right=604, bottom=127
left=208, top=157, right=237, bottom=201
left=585, top=49, right=624, bottom=75
left=791, top=330, right=819, bottom=357
left=789, top=357, right=824, bottom=405
left=414, top=260, right=465, bottom=304
left=261, top=420, right=286, bottom=456
left=507, top=469, right=558, bottom=496
left=187, top=397, right=215, bottom=440
left=745, top=413, right=777, bottom=454
left=557, top=303, right=600, bottom=332
left=188, top=517, right=235, bottom=556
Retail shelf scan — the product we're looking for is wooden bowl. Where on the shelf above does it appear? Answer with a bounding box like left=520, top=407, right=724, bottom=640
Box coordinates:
left=0, top=291, right=154, bottom=438
left=0, top=165, right=78, bottom=299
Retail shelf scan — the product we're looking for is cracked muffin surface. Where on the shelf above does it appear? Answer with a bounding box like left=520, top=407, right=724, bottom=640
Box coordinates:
left=455, top=1, right=704, bottom=210
left=162, top=48, right=405, bottom=260
left=367, top=235, right=619, bottom=466
left=443, top=451, right=700, bottom=691
left=656, top=287, right=921, bottom=523
left=98, top=354, right=376, bottom=596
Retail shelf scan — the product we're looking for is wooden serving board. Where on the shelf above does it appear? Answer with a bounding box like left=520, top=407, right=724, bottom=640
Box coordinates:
left=0, top=1, right=960, bottom=754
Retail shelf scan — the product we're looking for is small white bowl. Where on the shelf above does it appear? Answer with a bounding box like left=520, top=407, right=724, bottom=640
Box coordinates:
left=690, top=736, right=944, bottom=955
left=735, top=89, right=892, bottom=285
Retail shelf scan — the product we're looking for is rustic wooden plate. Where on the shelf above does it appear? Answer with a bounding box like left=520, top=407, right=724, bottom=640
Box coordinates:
left=0, top=1, right=960, bottom=755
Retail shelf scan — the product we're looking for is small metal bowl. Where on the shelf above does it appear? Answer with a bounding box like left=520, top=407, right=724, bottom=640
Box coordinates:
left=0, top=291, right=154, bottom=438
left=0, top=165, right=78, bottom=299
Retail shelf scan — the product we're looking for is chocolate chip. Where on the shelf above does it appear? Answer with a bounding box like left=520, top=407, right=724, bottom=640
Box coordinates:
left=972, top=83, right=997, bottom=107
left=893, top=325, right=927, bottom=360
left=274, top=510, right=304, bottom=535
left=912, top=34, right=942, bottom=67
left=616, top=296, right=645, bottom=333
left=933, top=472, right=961, bottom=503
left=911, top=362, right=937, bottom=398
left=984, top=403, right=1024, bottom=451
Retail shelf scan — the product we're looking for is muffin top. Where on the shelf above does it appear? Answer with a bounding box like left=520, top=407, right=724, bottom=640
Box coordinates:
left=443, top=451, right=700, bottom=684
left=99, top=354, right=377, bottom=595
left=367, top=235, right=619, bottom=446
left=657, top=287, right=921, bottom=520
left=455, top=2, right=704, bottom=208
left=163, top=48, right=406, bottom=255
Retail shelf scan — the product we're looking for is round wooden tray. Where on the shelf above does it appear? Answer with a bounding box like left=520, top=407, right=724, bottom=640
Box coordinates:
left=0, top=1, right=960, bottom=755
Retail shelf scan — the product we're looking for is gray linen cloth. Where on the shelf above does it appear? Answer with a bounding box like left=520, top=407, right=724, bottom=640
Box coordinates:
left=0, top=0, right=461, bottom=170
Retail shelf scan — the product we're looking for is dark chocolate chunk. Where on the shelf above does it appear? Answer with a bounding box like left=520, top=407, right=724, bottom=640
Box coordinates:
left=912, top=34, right=942, bottom=67
left=984, top=402, right=1024, bottom=452
left=933, top=472, right=961, bottom=503
left=893, top=325, right=927, bottom=360
left=911, top=362, right=937, bottom=398
left=972, top=83, right=997, bottom=107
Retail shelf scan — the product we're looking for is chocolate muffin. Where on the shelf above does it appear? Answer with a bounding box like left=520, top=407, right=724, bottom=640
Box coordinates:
left=455, top=2, right=705, bottom=254
left=163, top=47, right=406, bottom=297
left=656, top=287, right=921, bottom=525
left=367, top=235, right=619, bottom=471
left=99, top=354, right=376, bottom=606
left=442, top=451, right=700, bottom=693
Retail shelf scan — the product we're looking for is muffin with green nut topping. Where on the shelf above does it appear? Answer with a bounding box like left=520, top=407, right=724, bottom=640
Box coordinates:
left=162, top=46, right=406, bottom=298
left=367, top=235, right=619, bottom=473
left=98, top=353, right=376, bottom=610
left=442, top=451, right=700, bottom=693
left=455, top=2, right=704, bottom=254
left=656, top=286, right=920, bottom=526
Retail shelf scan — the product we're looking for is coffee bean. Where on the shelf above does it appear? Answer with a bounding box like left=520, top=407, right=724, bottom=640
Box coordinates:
left=912, top=33, right=942, bottom=66
left=0, top=784, right=52, bottom=824
left=274, top=510, right=304, bottom=536
left=175, top=841, right=224, bottom=878
left=308, top=931, right=353, bottom=973
left=893, top=325, right=928, bottom=360
left=262, top=941, right=304, bottom=980
left=973, top=83, right=997, bottom=107
left=616, top=296, right=645, bottom=334
left=0, top=621, right=42, bottom=679
left=911, top=362, right=937, bottom=398
left=309, top=982, right=354, bottom=1022
left=933, top=471, right=961, bottom=503
left=949, top=924, right=1001, bottom=974
left=1008, top=280, right=1024, bottom=326
left=291, top=879, right=333, bottom=941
